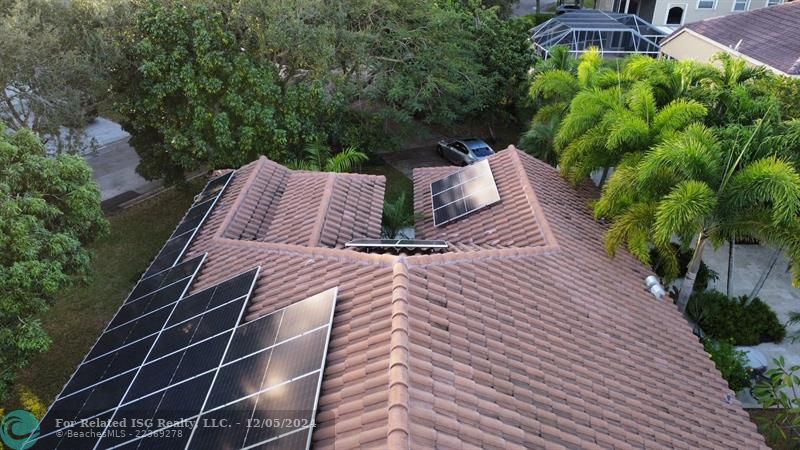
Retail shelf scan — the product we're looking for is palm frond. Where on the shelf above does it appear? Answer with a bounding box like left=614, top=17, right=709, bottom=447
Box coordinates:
left=653, top=180, right=716, bottom=247
left=324, top=146, right=368, bottom=173
left=653, top=99, right=707, bottom=135
left=603, top=201, right=656, bottom=263
left=555, top=88, right=620, bottom=150
left=604, top=109, right=650, bottom=154
left=626, top=82, right=657, bottom=125
left=530, top=70, right=579, bottom=104
left=593, top=152, right=644, bottom=219
left=577, top=47, right=602, bottom=89
left=637, top=124, right=721, bottom=187
left=559, top=126, right=609, bottom=186
left=722, top=156, right=800, bottom=225
left=303, top=140, right=332, bottom=171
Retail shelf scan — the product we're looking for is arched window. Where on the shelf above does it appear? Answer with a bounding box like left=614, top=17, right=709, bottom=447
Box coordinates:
left=667, top=6, right=684, bottom=24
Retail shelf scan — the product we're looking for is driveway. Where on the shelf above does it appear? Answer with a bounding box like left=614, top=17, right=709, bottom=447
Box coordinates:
left=381, top=145, right=451, bottom=178
left=80, top=117, right=163, bottom=211
left=702, top=244, right=800, bottom=407
left=86, top=138, right=162, bottom=211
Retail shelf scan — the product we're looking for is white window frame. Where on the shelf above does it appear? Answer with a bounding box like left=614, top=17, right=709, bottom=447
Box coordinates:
left=664, top=3, right=688, bottom=25
left=731, top=0, right=749, bottom=11
left=696, top=0, right=716, bottom=9
left=767, top=0, right=783, bottom=6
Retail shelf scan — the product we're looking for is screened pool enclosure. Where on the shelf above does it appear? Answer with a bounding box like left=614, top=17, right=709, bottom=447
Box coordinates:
left=531, top=10, right=665, bottom=59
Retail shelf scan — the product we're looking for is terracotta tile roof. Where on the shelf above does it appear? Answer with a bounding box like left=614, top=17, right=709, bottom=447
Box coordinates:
left=413, top=150, right=555, bottom=252
left=170, top=147, right=765, bottom=448
left=676, top=1, right=800, bottom=75
left=200, top=156, right=385, bottom=248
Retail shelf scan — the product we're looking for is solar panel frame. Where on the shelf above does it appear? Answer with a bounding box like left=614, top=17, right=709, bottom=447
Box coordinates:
left=345, top=238, right=449, bottom=250
left=142, top=172, right=234, bottom=278
left=89, top=288, right=338, bottom=450
left=430, top=159, right=500, bottom=227
left=184, top=287, right=337, bottom=450
left=27, top=253, right=208, bottom=448
left=88, top=267, right=262, bottom=450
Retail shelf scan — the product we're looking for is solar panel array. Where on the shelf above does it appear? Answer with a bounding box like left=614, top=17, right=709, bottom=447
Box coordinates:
left=143, top=172, right=233, bottom=278
left=430, top=159, right=500, bottom=227
left=345, top=238, right=449, bottom=252
left=29, top=170, right=339, bottom=449
left=29, top=264, right=338, bottom=450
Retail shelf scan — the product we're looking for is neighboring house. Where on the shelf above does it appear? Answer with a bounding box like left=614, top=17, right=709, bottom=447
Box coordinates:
left=660, top=1, right=800, bottom=76
left=609, top=0, right=786, bottom=30
left=531, top=10, right=665, bottom=58
left=31, top=148, right=767, bottom=449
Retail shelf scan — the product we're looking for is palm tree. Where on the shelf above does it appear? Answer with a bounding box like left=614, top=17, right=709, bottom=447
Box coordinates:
left=596, top=119, right=800, bottom=313
left=555, top=81, right=707, bottom=186
left=533, top=45, right=576, bottom=73
left=288, top=141, right=368, bottom=172
left=692, top=53, right=774, bottom=126
left=520, top=47, right=600, bottom=165
left=381, top=192, right=420, bottom=239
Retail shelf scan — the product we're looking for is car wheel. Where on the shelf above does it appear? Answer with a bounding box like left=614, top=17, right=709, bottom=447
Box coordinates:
left=436, top=145, right=443, bottom=156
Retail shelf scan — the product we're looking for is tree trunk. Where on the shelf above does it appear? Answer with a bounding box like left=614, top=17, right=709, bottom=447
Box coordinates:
left=726, top=240, right=735, bottom=296
left=749, top=247, right=782, bottom=300
left=598, top=167, right=610, bottom=188
left=677, top=232, right=707, bottom=314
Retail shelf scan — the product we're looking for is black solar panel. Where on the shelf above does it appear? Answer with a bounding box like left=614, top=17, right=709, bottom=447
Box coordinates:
left=28, top=272, right=338, bottom=450
left=430, top=159, right=500, bottom=227
left=143, top=172, right=233, bottom=278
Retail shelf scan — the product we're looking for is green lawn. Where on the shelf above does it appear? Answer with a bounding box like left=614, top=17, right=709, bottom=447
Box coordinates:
left=2, top=183, right=200, bottom=411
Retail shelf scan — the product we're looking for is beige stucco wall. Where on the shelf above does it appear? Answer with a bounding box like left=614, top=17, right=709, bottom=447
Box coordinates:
left=651, top=0, right=777, bottom=28
left=659, top=30, right=790, bottom=76
left=659, top=30, right=728, bottom=62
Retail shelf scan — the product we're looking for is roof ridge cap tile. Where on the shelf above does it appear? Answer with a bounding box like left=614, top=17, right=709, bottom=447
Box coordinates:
left=507, top=147, right=559, bottom=248
left=406, top=242, right=560, bottom=266
left=215, top=156, right=266, bottom=239
left=387, top=258, right=411, bottom=449
left=308, top=173, right=337, bottom=247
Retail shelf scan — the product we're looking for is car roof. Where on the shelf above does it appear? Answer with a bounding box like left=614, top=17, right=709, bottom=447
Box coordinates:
left=462, top=138, right=490, bottom=149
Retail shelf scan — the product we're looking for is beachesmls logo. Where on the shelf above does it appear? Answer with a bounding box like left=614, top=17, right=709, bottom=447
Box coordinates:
left=0, top=410, right=40, bottom=449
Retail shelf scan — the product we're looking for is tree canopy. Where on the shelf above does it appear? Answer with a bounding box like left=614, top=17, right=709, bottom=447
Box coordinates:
left=113, top=0, right=533, bottom=182
left=0, top=0, right=115, bottom=154
left=0, top=123, right=107, bottom=401
left=523, top=50, right=800, bottom=307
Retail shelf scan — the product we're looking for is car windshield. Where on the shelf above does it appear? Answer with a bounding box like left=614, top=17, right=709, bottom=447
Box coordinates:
left=472, top=146, right=493, bottom=157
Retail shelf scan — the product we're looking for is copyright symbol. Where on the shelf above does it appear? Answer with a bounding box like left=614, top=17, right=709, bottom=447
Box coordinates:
left=56, top=430, right=63, bottom=437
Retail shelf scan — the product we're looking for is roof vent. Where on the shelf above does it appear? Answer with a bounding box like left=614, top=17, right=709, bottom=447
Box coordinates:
left=645, top=275, right=666, bottom=300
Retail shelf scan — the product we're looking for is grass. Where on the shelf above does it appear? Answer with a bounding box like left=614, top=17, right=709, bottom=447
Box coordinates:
left=2, top=183, right=200, bottom=411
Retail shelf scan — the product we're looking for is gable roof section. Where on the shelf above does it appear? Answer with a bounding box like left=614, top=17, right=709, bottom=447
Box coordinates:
left=212, top=156, right=385, bottom=248
left=666, top=1, right=800, bottom=75
left=404, top=151, right=764, bottom=449
left=413, top=149, right=556, bottom=252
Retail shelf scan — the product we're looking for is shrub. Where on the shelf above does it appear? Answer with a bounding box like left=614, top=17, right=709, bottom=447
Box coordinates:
left=704, top=339, right=751, bottom=392
left=688, top=290, right=786, bottom=345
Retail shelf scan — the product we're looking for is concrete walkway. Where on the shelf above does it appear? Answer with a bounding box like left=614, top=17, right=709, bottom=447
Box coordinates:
left=702, top=244, right=800, bottom=406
